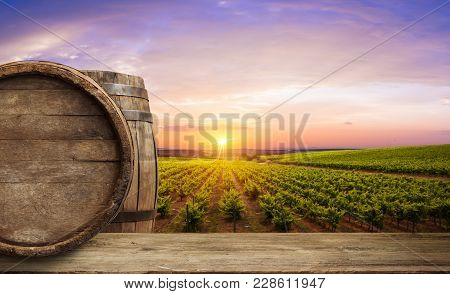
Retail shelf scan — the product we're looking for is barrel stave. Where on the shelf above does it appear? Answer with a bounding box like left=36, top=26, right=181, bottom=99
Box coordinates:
left=81, top=70, right=158, bottom=233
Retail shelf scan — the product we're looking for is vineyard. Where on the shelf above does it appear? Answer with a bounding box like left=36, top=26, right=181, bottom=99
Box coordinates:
left=155, top=156, right=449, bottom=233
left=266, top=144, right=450, bottom=176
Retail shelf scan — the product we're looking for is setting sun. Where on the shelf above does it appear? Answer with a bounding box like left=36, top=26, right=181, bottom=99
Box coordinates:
left=217, top=137, right=227, bottom=147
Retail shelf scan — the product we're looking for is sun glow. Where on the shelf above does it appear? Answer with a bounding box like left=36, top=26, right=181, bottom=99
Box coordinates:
left=217, top=137, right=227, bottom=147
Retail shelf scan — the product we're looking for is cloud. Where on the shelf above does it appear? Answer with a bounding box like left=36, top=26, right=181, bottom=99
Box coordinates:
left=57, top=51, right=79, bottom=60
left=0, top=22, right=88, bottom=65
left=218, top=1, right=229, bottom=7
left=440, top=98, right=450, bottom=105
left=1, top=0, right=448, bottom=148
left=436, top=130, right=450, bottom=136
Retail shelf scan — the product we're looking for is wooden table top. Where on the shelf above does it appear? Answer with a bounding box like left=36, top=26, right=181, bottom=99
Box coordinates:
left=1, top=233, right=449, bottom=273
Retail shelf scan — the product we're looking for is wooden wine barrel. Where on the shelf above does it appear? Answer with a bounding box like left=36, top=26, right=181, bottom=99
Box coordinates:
left=0, top=61, right=133, bottom=256
left=81, top=70, right=158, bottom=233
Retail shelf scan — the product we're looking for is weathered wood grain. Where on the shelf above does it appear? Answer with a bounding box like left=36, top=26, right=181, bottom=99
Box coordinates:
left=0, top=161, right=120, bottom=183
left=0, top=89, right=103, bottom=115
left=0, top=115, right=116, bottom=140
left=0, top=233, right=449, bottom=273
left=0, top=75, right=70, bottom=90
left=0, top=183, right=114, bottom=244
left=120, top=121, right=139, bottom=233
left=82, top=71, right=145, bottom=88
left=136, top=122, right=158, bottom=232
left=0, top=140, right=119, bottom=161
left=115, top=96, right=150, bottom=111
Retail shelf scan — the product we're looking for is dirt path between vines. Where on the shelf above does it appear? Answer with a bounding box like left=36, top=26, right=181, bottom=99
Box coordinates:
left=230, top=173, right=269, bottom=232
left=202, top=170, right=228, bottom=232
left=154, top=167, right=216, bottom=233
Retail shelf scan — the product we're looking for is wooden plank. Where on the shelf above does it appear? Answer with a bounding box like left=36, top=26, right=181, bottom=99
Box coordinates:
left=81, top=71, right=145, bottom=88
left=0, top=115, right=116, bottom=140
left=0, top=161, right=120, bottom=183
left=102, top=97, right=141, bottom=233
left=0, top=90, right=103, bottom=115
left=120, top=121, right=139, bottom=233
left=102, top=94, right=157, bottom=233
left=147, top=124, right=158, bottom=211
left=115, top=96, right=150, bottom=112
left=0, top=233, right=449, bottom=273
left=0, top=183, right=114, bottom=245
left=127, top=94, right=145, bottom=233
left=113, top=96, right=156, bottom=232
left=0, top=140, right=119, bottom=161
left=0, top=74, right=70, bottom=90
left=135, top=121, right=157, bottom=232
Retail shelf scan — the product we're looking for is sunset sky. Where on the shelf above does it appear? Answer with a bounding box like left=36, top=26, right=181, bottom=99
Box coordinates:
left=1, top=0, right=449, bottom=149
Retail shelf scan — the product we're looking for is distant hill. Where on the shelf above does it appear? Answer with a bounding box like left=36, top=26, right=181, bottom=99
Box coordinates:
left=157, top=148, right=353, bottom=159
left=266, top=145, right=450, bottom=176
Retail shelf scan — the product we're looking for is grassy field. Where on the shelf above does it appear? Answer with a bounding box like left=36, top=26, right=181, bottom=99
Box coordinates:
left=266, top=145, right=450, bottom=176
left=155, top=146, right=449, bottom=233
